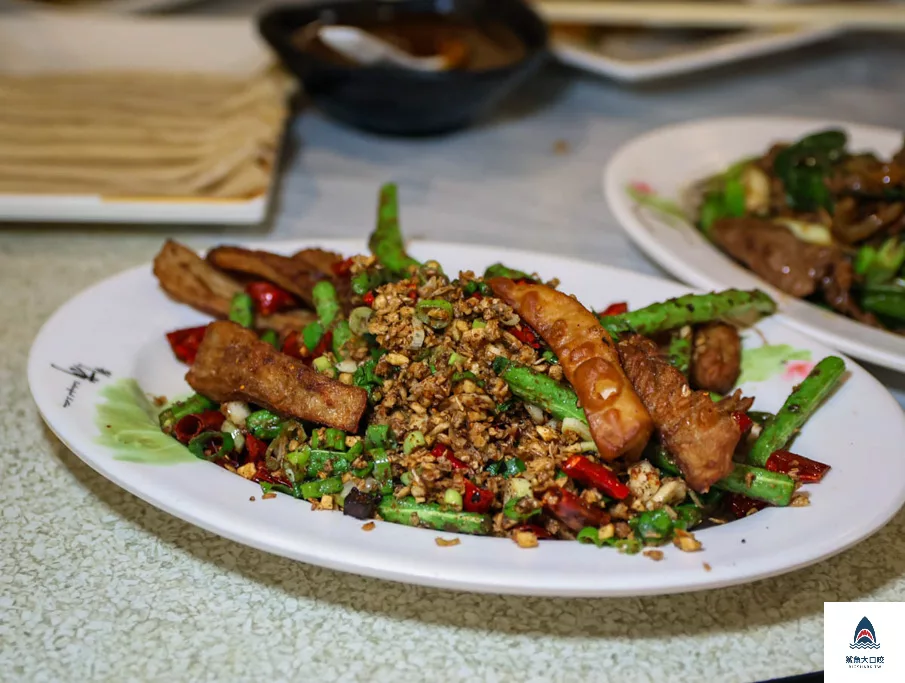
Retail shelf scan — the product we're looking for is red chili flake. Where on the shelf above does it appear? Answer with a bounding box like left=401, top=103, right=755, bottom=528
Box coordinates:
left=165, top=325, right=208, bottom=365
left=470, top=292, right=483, bottom=300
left=331, top=257, right=355, bottom=277
left=281, top=331, right=304, bottom=359
left=511, top=325, right=542, bottom=349
left=407, top=283, right=418, bottom=300
left=765, top=449, right=831, bottom=484
left=363, top=291, right=376, bottom=307
left=600, top=302, right=628, bottom=317
left=244, top=434, right=267, bottom=463
left=431, top=443, right=467, bottom=470
left=245, top=281, right=296, bottom=316
left=561, top=455, right=630, bottom=500
left=173, top=410, right=225, bottom=444
left=732, top=411, right=754, bottom=434
left=463, top=480, right=494, bottom=513
left=254, top=468, right=292, bottom=488
left=510, top=523, right=552, bottom=540
left=726, top=493, right=769, bottom=519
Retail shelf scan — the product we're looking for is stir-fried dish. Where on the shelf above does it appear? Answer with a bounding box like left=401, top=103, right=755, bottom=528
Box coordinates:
left=689, top=129, right=905, bottom=334
left=153, top=183, right=842, bottom=554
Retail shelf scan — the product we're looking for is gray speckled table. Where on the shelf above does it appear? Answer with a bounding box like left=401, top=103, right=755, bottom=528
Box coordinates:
left=3, top=4, right=905, bottom=679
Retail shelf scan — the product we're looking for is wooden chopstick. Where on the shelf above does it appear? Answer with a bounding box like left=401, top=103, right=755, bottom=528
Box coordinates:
left=534, top=2, right=905, bottom=30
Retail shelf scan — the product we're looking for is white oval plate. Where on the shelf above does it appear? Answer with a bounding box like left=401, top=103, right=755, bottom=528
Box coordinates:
left=28, top=239, right=905, bottom=597
left=604, top=116, right=905, bottom=374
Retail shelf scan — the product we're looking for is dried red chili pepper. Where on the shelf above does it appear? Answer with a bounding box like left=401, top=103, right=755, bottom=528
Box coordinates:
left=244, top=434, right=268, bottom=463
left=599, top=302, right=628, bottom=317
left=363, top=291, right=376, bottom=307
left=511, top=324, right=542, bottom=349
left=165, top=325, right=208, bottom=365
left=281, top=331, right=303, bottom=359
left=331, top=257, right=355, bottom=277
left=561, top=455, right=630, bottom=500
left=245, top=281, right=296, bottom=316
left=463, top=480, right=494, bottom=513
left=765, top=449, right=831, bottom=483
left=541, top=487, right=610, bottom=532
left=725, top=493, right=769, bottom=519
left=732, top=411, right=754, bottom=434
left=173, top=410, right=225, bottom=444
left=431, top=443, right=468, bottom=470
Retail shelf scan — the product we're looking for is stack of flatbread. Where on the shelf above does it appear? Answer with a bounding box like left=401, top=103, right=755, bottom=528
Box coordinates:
left=0, top=68, right=291, bottom=198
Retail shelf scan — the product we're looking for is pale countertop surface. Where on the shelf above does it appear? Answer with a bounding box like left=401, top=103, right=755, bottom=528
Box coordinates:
left=3, top=4, right=905, bottom=680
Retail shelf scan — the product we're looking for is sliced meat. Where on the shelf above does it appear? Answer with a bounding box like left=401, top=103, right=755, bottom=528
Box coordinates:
left=153, top=240, right=315, bottom=335
left=617, top=334, right=752, bottom=492
left=186, top=321, right=367, bottom=432
left=488, top=278, right=653, bottom=461
left=831, top=196, right=904, bottom=245
left=206, top=245, right=328, bottom=306
left=712, top=218, right=837, bottom=298
left=690, top=323, right=741, bottom=395
left=712, top=217, right=879, bottom=324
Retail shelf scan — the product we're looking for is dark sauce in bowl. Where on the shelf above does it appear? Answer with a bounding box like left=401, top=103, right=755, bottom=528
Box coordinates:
left=296, top=16, right=528, bottom=71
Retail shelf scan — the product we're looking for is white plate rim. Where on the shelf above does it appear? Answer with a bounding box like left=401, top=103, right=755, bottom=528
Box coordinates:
left=603, top=115, right=905, bottom=374
left=28, top=238, right=905, bottom=596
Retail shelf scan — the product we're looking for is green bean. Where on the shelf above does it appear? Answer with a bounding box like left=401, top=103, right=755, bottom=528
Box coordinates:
left=648, top=445, right=794, bottom=506
left=748, top=356, right=846, bottom=467
left=188, top=431, right=234, bottom=461
left=629, top=508, right=675, bottom=544
left=300, top=477, right=344, bottom=499
left=747, top=411, right=775, bottom=426
left=158, top=393, right=217, bottom=432
left=368, top=183, right=420, bottom=278
left=715, top=463, right=795, bottom=506
left=377, top=496, right=492, bottom=535
left=599, top=289, right=776, bottom=339
left=483, top=263, right=536, bottom=282
left=246, top=409, right=283, bottom=441
left=667, top=326, right=692, bottom=376
left=259, top=329, right=280, bottom=349
left=403, top=430, right=426, bottom=455
left=228, top=292, right=254, bottom=328
left=365, top=424, right=392, bottom=451
left=370, top=448, right=394, bottom=494
left=304, top=448, right=356, bottom=479
left=492, top=357, right=587, bottom=424
left=323, top=428, right=346, bottom=452
left=332, top=320, right=353, bottom=359
left=302, top=321, right=325, bottom=352
left=313, top=280, right=341, bottom=329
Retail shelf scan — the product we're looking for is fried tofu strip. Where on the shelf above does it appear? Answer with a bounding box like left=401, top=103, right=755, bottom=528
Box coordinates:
left=153, top=240, right=314, bottom=335
left=488, top=278, right=653, bottom=461
left=206, top=245, right=336, bottom=306
left=618, top=334, right=753, bottom=492
left=186, top=321, right=368, bottom=432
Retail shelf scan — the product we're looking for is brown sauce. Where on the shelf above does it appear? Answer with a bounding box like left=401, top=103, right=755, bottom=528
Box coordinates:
left=296, top=16, right=527, bottom=71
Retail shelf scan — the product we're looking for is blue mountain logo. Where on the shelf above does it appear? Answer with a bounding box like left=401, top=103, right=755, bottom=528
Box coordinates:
left=850, top=616, right=881, bottom=649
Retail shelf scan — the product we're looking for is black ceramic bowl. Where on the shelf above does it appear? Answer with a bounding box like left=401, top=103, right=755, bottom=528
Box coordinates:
left=258, top=0, right=548, bottom=136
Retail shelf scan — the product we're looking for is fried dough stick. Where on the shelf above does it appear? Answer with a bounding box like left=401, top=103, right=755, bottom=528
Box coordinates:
left=488, top=278, right=653, bottom=461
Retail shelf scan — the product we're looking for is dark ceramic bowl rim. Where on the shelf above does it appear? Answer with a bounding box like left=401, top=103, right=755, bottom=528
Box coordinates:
left=257, top=0, right=549, bottom=83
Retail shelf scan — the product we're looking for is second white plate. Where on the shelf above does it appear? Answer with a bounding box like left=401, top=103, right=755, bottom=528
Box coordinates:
left=604, top=116, right=905, bottom=374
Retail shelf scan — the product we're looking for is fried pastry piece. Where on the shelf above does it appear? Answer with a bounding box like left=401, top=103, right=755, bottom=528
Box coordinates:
left=617, top=334, right=753, bottom=492
left=152, top=240, right=314, bottom=334
left=186, top=321, right=367, bottom=432
left=488, top=278, right=653, bottom=461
